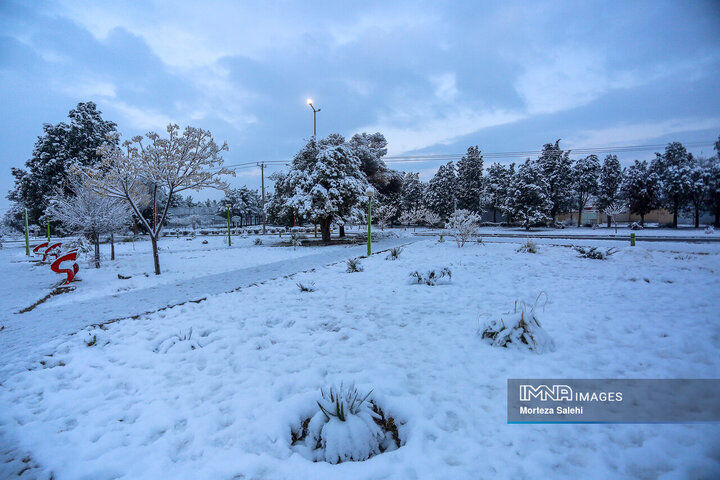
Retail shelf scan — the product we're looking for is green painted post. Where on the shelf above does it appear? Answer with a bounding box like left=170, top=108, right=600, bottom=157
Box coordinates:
left=24, top=208, right=30, bottom=255
left=226, top=206, right=232, bottom=247
left=630, top=233, right=636, bottom=247
left=47, top=218, right=50, bottom=243
left=367, top=195, right=372, bottom=256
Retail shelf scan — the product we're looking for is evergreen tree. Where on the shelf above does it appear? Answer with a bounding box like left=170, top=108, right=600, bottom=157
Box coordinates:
left=456, top=146, right=484, bottom=213
left=426, top=161, right=457, bottom=220
left=503, top=159, right=552, bottom=230
left=8, top=102, right=117, bottom=226
left=622, top=160, right=659, bottom=226
left=400, top=172, right=424, bottom=215
left=572, top=154, right=600, bottom=227
left=652, top=142, right=694, bottom=227
left=705, top=149, right=720, bottom=227
left=219, top=187, right=262, bottom=225
left=685, top=157, right=711, bottom=228
left=536, top=140, right=573, bottom=222
left=597, top=154, right=623, bottom=227
left=282, top=136, right=368, bottom=242
left=485, top=162, right=514, bottom=223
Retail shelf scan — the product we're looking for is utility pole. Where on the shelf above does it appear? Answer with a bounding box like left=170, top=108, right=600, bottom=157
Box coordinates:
left=259, top=162, right=266, bottom=234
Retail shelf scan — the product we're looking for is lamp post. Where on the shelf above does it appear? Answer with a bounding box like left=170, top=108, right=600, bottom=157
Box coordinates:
left=366, top=188, right=374, bottom=256
left=307, top=98, right=320, bottom=137
left=225, top=204, right=232, bottom=247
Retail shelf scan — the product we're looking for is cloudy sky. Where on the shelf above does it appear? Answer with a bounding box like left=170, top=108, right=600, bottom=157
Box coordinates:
left=1, top=0, right=719, bottom=210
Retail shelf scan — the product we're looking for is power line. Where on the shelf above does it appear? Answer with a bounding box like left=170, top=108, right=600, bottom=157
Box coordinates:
left=214, top=139, right=716, bottom=172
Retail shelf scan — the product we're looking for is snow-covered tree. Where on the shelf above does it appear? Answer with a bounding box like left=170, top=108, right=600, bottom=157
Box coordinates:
left=602, top=201, right=626, bottom=234
left=446, top=209, right=481, bottom=247
left=622, top=160, right=659, bottom=226
left=705, top=150, right=720, bottom=227
left=420, top=208, right=443, bottom=228
left=401, top=172, right=424, bottom=214
left=87, top=124, right=231, bottom=275
left=597, top=154, right=623, bottom=227
left=47, top=176, right=131, bottom=268
left=347, top=132, right=403, bottom=198
left=8, top=102, right=117, bottom=227
left=426, top=161, right=457, bottom=220
left=536, top=140, right=573, bottom=222
left=284, top=138, right=368, bottom=242
left=652, top=142, right=694, bottom=228
left=572, top=154, right=600, bottom=226
left=685, top=157, right=712, bottom=228
left=219, top=187, right=262, bottom=226
left=456, top=146, right=484, bottom=213
left=484, top=162, right=514, bottom=223
left=503, top=159, right=552, bottom=230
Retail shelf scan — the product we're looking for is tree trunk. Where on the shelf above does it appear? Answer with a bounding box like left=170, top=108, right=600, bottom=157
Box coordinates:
left=320, top=218, right=331, bottom=242
left=110, top=232, right=115, bottom=260
left=577, top=200, right=584, bottom=227
left=673, top=199, right=679, bottom=228
left=151, top=236, right=161, bottom=275
left=640, top=214, right=645, bottom=227
left=339, top=225, right=345, bottom=237
left=607, top=215, right=611, bottom=228
left=715, top=208, right=719, bottom=227
left=93, top=234, right=100, bottom=269
left=695, top=206, right=700, bottom=228
left=492, top=207, right=497, bottom=223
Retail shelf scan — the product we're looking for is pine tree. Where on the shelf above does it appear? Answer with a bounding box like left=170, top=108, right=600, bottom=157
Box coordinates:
left=456, top=146, right=484, bottom=213
left=426, top=161, right=457, bottom=220
left=219, top=187, right=262, bottom=226
left=572, top=154, right=600, bottom=226
left=705, top=151, right=720, bottom=227
left=622, top=160, right=659, bottom=226
left=536, top=140, right=573, bottom=222
left=503, top=159, right=552, bottom=230
left=283, top=137, right=368, bottom=242
left=597, top=154, right=623, bottom=227
left=685, top=157, right=711, bottom=228
left=485, top=162, right=514, bottom=223
left=652, top=142, right=694, bottom=228
left=400, top=172, right=424, bottom=215
left=8, top=102, right=117, bottom=226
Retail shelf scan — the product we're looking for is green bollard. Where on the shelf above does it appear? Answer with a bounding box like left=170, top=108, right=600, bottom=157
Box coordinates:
left=630, top=233, right=636, bottom=247
left=24, top=208, right=30, bottom=255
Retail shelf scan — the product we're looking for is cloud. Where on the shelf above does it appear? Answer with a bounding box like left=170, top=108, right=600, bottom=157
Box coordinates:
left=431, top=73, right=458, bottom=100
left=106, top=101, right=173, bottom=131
left=565, top=117, right=720, bottom=148
left=360, top=107, right=525, bottom=155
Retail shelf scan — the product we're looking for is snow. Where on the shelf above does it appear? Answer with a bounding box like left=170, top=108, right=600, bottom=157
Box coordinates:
left=1, top=234, right=719, bottom=479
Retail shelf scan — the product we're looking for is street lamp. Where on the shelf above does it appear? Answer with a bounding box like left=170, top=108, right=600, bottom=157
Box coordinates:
left=366, top=188, right=374, bottom=256
left=307, top=98, right=320, bottom=137
left=225, top=204, right=232, bottom=247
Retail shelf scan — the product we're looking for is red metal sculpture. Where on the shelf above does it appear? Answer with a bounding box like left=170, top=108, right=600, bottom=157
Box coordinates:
left=33, top=242, right=80, bottom=285
left=50, top=251, right=80, bottom=285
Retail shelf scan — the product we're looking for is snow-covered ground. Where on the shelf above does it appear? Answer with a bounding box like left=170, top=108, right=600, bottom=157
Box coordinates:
left=1, top=235, right=719, bottom=479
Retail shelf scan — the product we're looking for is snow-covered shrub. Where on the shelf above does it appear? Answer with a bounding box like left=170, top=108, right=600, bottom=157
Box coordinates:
left=155, top=327, right=202, bottom=353
left=254, top=237, right=263, bottom=245
left=65, top=236, right=95, bottom=264
left=385, top=247, right=403, bottom=260
left=346, top=258, right=364, bottom=273
left=446, top=209, right=481, bottom=247
left=705, top=225, right=715, bottom=235
left=409, top=267, right=452, bottom=286
left=574, top=246, right=617, bottom=260
left=297, top=282, right=316, bottom=292
left=291, top=231, right=307, bottom=250
left=630, top=222, right=643, bottom=230
left=516, top=239, right=538, bottom=254
left=479, top=294, right=555, bottom=353
left=295, top=383, right=384, bottom=464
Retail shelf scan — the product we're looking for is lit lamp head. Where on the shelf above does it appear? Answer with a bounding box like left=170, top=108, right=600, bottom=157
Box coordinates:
left=307, top=98, right=313, bottom=106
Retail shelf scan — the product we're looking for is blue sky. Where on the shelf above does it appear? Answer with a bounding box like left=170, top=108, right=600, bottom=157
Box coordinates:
left=1, top=0, right=719, bottom=211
